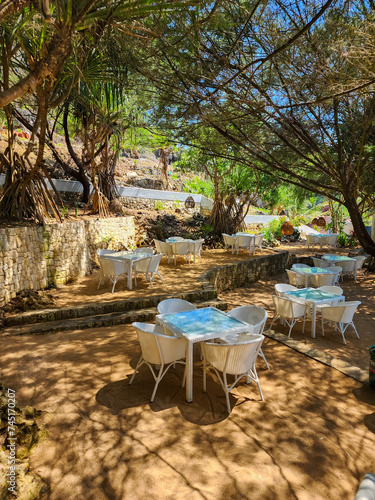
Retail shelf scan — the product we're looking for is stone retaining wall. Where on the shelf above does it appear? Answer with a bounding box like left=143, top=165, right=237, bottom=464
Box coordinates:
left=0, top=217, right=135, bottom=307
left=121, top=196, right=211, bottom=216
left=199, top=251, right=290, bottom=293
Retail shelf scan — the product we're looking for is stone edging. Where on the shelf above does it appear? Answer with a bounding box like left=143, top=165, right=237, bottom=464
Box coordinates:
left=265, top=329, right=369, bottom=384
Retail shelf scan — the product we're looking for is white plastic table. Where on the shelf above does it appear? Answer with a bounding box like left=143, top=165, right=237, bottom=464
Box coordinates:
left=156, top=307, right=250, bottom=402
left=111, top=251, right=152, bottom=290
left=313, top=234, right=331, bottom=250
left=322, top=254, right=355, bottom=263
left=293, top=266, right=335, bottom=287
left=282, top=288, right=344, bottom=338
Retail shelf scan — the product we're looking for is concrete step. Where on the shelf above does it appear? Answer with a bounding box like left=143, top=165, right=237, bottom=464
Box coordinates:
left=4, top=289, right=218, bottom=327
left=1, top=298, right=228, bottom=337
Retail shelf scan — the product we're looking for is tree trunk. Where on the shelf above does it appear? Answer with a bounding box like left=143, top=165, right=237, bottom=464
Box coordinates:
left=344, top=192, right=375, bottom=257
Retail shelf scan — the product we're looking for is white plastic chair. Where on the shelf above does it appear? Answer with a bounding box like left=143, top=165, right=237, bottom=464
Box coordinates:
left=154, top=239, right=172, bottom=263
left=274, top=284, right=298, bottom=296
left=134, top=247, right=154, bottom=254
left=310, top=273, right=336, bottom=287
left=325, top=266, right=342, bottom=285
left=312, top=257, right=331, bottom=268
left=353, top=256, right=366, bottom=280
left=320, top=301, right=361, bottom=344
left=292, top=263, right=311, bottom=270
left=189, top=238, right=204, bottom=262
left=337, top=259, right=356, bottom=281
left=133, top=253, right=163, bottom=288
left=254, top=234, right=264, bottom=253
left=157, top=298, right=197, bottom=315
left=268, top=295, right=307, bottom=337
left=201, top=335, right=265, bottom=413
left=97, top=257, right=129, bottom=293
left=97, top=249, right=118, bottom=283
left=222, top=233, right=237, bottom=253
left=236, top=235, right=255, bottom=255
left=286, top=269, right=305, bottom=288
left=327, top=234, right=338, bottom=249
left=171, top=241, right=191, bottom=265
left=315, top=286, right=344, bottom=314
left=129, top=322, right=186, bottom=402
left=227, top=305, right=269, bottom=369
left=306, top=234, right=317, bottom=249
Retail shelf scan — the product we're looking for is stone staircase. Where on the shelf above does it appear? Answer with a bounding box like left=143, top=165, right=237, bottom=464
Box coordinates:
left=1, top=289, right=228, bottom=337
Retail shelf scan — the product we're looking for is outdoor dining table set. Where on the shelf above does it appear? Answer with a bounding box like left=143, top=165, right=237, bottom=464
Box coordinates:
left=222, top=232, right=264, bottom=255
left=154, top=236, right=204, bottom=265
left=128, top=299, right=270, bottom=413
left=97, top=248, right=163, bottom=292
left=306, top=233, right=339, bottom=250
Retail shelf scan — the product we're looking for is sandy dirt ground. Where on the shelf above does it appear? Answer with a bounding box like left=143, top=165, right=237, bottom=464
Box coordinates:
left=1, top=243, right=375, bottom=499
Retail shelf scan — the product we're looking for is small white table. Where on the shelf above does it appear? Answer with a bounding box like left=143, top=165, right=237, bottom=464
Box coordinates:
left=282, top=288, right=344, bottom=338
left=293, top=266, right=335, bottom=287
left=111, top=251, right=152, bottom=290
left=322, top=254, right=355, bottom=263
left=156, top=307, right=249, bottom=402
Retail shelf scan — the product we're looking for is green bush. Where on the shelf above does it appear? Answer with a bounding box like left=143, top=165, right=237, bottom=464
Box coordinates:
left=154, top=201, right=164, bottom=211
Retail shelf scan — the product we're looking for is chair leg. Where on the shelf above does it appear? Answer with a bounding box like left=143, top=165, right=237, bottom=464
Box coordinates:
left=129, top=356, right=144, bottom=385
left=350, top=321, right=360, bottom=339
left=259, top=349, right=270, bottom=369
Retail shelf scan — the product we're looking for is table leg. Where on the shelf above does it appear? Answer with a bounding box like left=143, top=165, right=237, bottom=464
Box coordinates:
left=311, top=302, right=317, bottom=338
left=128, top=262, right=133, bottom=290
left=186, top=341, right=194, bottom=402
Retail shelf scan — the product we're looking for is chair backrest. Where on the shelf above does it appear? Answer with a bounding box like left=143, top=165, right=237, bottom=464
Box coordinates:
left=159, top=241, right=172, bottom=254
left=132, top=255, right=152, bottom=273
left=171, top=241, right=190, bottom=255
left=134, top=247, right=154, bottom=254
left=273, top=294, right=293, bottom=318
left=286, top=269, right=304, bottom=286
left=312, top=257, right=330, bottom=268
left=353, top=256, right=366, bottom=270
left=148, top=253, right=163, bottom=273
left=317, top=285, right=343, bottom=295
left=132, top=322, right=180, bottom=365
left=98, top=257, right=127, bottom=276
left=190, top=239, right=204, bottom=253
left=275, top=284, right=298, bottom=296
left=292, top=263, right=310, bottom=270
left=328, top=234, right=338, bottom=246
left=313, top=273, right=336, bottom=287
left=306, top=234, right=316, bottom=246
left=254, top=234, right=263, bottom=246
left=223, top=234, right=237, bottom=246
left=273, top=295, right=305, bottom=318
left=321, top=301, right=361, bottom=324
left=327, top=266, right=343, bottom=275
left=153, top=239, right=162, bottom=253
left=202, top=335, right=264, bottom=376
left=157, top=298, right=197, bottom=314
left=237, top=235, right=252, bottom=248
left=337, top=259, right=356, bottom=272
left=97, top=249, right=117, bottom=256
left=228, top=305, right=267, bottom=334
